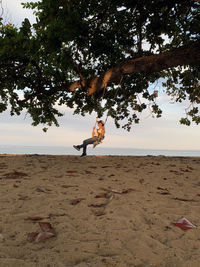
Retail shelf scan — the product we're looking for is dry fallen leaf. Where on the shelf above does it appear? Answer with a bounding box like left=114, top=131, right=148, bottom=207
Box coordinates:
left=157, top=186, right=170, bottom=195
left=36, top=187, right=51, bottom=194
left=27, top=216, right=45, bottom=221
left=27, top=222, right=56, bottom=243
left=88, top=203, right=106, bottom=207
left=101, top=187, right=135, bottom=194
left=34, top=231, right=55, bottom=243
left=172, top=197, right=197, bottom=202
left=66, top=170, right=77, bottom=173
left=173, top=218, right=196, bottom=230
left=61, top=185, right=78, bottom=189
left=3, top=170, right=28, bottom=179
left=27, top=232, right=39, bottom=242
left=70, top=198, right=85, bottom=205
left=95, top=192, right=108, bottom=198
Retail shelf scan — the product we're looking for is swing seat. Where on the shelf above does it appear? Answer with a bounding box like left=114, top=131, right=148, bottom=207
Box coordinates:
left=93, top=140, right=102, bottom=148
left=93, top=136, right=104, bottom=148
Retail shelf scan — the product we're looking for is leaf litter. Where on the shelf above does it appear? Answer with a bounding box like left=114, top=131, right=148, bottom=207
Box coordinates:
left=27, top=222, right=56, bottom=243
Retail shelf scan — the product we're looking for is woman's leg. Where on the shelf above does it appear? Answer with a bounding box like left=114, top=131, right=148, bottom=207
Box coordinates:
left=80, top=137, right=98, bottom=155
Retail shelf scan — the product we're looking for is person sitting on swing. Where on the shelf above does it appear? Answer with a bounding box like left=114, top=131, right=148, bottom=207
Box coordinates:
left=73, top=120, right=105, bottom=157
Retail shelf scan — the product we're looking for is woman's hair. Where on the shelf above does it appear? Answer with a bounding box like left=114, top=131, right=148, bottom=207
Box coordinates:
left=98, top=120, right=104, bottom=126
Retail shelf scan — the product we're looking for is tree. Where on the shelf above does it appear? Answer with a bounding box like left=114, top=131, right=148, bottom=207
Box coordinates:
left=0, top=0, right=200, bottom=130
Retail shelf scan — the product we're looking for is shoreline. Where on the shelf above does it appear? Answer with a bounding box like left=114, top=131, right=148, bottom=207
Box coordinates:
left=0, top=153, right=200, bottom=157
left=1, top=145, right=200, bottom=157
left=1, top=155, right=200, bottom=266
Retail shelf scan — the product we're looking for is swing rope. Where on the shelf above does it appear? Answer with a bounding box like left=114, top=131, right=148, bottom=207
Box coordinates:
left=92, top=78, right=123, bottom=148
left=95, top=76, right=123, bottom=126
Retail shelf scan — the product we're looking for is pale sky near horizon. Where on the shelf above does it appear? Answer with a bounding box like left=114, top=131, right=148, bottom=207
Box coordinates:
left=1, top=0, right=199, bottom=150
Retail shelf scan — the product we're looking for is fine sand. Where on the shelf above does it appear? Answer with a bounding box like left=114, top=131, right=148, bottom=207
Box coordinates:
left=0, top=154, right=200, bottom=267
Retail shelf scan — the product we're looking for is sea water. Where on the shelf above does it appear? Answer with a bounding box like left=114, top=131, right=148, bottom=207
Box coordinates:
left=0, top=145, right=200, bottom=157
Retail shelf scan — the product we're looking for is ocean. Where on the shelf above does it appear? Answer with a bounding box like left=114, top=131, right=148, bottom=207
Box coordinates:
left=0, top=145, right=200, bottom=157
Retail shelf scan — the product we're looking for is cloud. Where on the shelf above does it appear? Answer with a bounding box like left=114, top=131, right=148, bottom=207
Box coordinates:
left=2, top=0, right=37, bottom=25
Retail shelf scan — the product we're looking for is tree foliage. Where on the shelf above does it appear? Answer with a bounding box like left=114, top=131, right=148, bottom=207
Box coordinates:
left=0, top=0, right=200, bottom=130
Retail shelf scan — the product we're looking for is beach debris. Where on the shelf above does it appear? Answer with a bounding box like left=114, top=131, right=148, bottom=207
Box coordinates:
left=173, top=217, right=196, bottom=230
left=88, top=166, right=97, bottom=169
left=54, top=175, right=64, bottom=178
left=101, top=187, right=135, bottom=194
left=95, top=192, right=110, bottom=198
left=61, top=184, right=78, bottom=188
left=18, top=195, right=30, bottom=200
left=89, top=194, right=113, bottom=209
left=36, top=187, right=51, bottom=194
left=3, top=170, right=28, bottom=179
left=27, top=222, right=56, bottom=243
left=180, top=166, right=194, bottom=172
left=157, top=187, right=170, bottom=195
left=172, top=197, right=197, bottom=202
left=13, top=183, right=19, bottom=188
left=101, top=166, right=111, bottom=168
left=66, top=170, right=77, bottom=173
left=88, top=203, right=107, bottom=207
left=91, top=209, right=106, bottom=216
left=27, top=216, right=45, bottom=221
left=19, top=195, right=30, bottom=200
left=27, top=213, right=67, bottom=221
left=61, top=185, right=78, bottom=189
left=70, top=198, right=85, bottom=205
left=168, top=164, right=176, bottom=167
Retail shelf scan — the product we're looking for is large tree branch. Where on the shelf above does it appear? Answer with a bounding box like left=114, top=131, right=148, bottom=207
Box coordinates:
left=67, top=39, right=200, bottom=96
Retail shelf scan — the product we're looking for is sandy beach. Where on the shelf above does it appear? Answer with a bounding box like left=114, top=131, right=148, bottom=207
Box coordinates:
left=1, top=154, right=200, bottom=267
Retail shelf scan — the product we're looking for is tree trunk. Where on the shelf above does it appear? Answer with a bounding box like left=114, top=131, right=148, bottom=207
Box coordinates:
left=67, top=40, right=200, bottom=95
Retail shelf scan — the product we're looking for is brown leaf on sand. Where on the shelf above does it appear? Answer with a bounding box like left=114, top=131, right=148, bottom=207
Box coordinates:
left=3, top=170, right=28, bottom=179
left=101, top=187, right=135, bottom=194
left=54, top=175, right=63, bottom=178
left=70, top=198, right=85, bottom=205
left=158, top=191, right=170, bottom=195
left=95, top=192, right=109, bottom=198
left=157, top=187, right=170, bottom=195
left=180, top=168, right=192, bottom=173
left=157, top=186, right=168, bottom=191
left=27, top=222, right=56, bottom=243
left=61, top=185, right=78, bottom=189
left=18, top=195, right=30, bottom=200
left=34, top=231, right=55, bottom=243
left=36, top=187, right=51, bottom=194
left=27, top=216, right=46, bottom=221
left=27, top=232, right=39, bottom=242
left=89, top=194, right=113, bottom=208
left=66, top=170, right=77, bottom=173
left=172, top=197, right=197, bottom=202
left=88, top=166, right=97, bottom=169
left=85, top=170, right=93, bottom=174
left=101, top=166, right=110, bottom=168
left=173, top=217, right=196, bottom=230
left=88, top=203, right=106, bottom=207
left=39, top=222, right=55, bottom=232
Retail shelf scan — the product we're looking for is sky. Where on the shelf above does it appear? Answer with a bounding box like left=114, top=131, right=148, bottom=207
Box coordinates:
left=0, top=0, right=200, bottom=150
